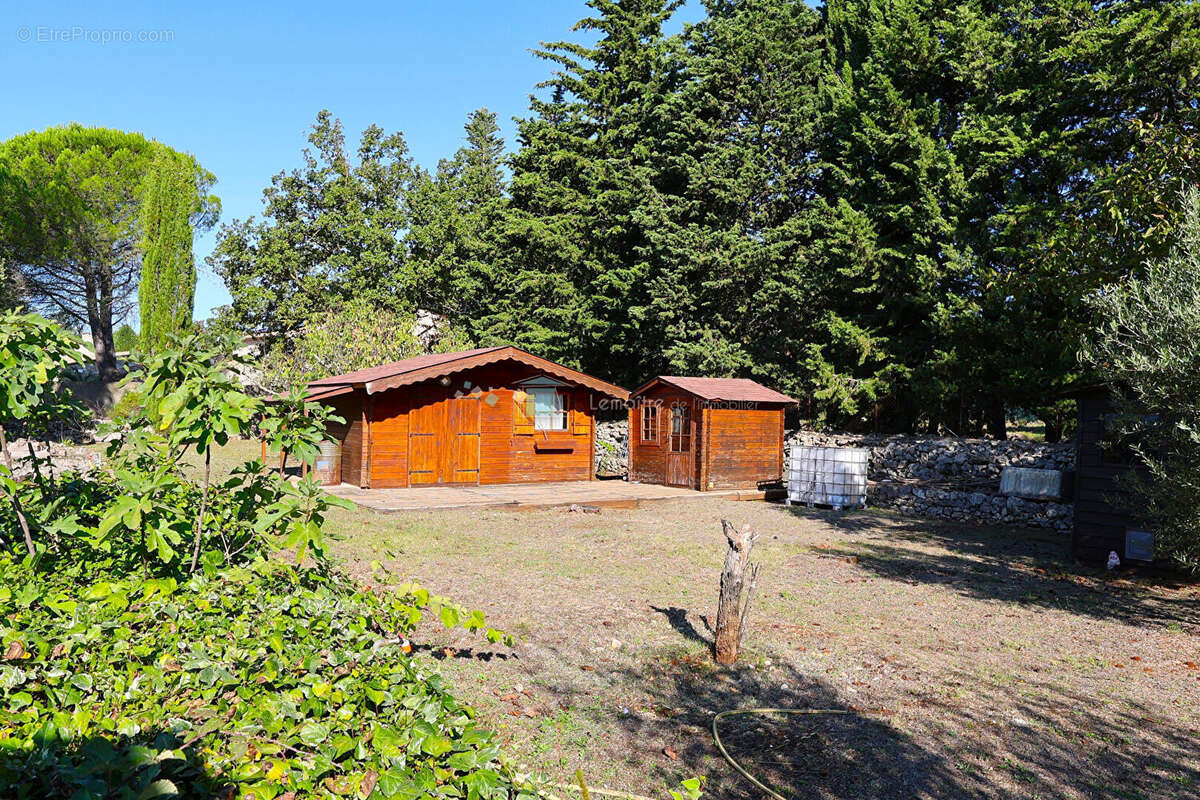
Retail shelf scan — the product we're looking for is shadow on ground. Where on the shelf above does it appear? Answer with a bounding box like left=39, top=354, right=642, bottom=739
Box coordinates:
left=0, top=729, right=225, bottom=800
left=776, top=505, right=1200, bottom=630
left=917, top=668, right=1200, bottom=800
left=604, top=654, right=990, bottom=799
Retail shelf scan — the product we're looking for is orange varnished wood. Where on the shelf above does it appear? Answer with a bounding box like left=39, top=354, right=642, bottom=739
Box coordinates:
left=630, top=382, right=787, bottom=491
left=368, top=390, right=408, bottom=488
left=324, top=394, right=364, bottom=486
left=318, top=360, right=607, bottom=489
left=704, top=406, right=784, bottom=489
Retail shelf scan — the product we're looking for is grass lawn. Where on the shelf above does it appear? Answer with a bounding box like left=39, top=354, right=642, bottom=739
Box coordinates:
left=197, top=440, right=1200, bottom=799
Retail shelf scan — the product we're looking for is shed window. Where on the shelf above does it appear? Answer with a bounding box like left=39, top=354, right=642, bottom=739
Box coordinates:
left=641, top=405, right=659, bottom=442
left=530, top=388, right=568, bottom=431
left=669, top=405, right=691, bottom=452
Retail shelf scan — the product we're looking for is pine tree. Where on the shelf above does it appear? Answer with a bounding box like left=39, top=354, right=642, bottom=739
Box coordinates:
left=654, top=0, right=827, bottom=394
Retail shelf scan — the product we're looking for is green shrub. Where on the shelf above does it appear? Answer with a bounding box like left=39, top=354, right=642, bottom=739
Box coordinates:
left=1083, top=189, right=1200, bottom=574
left=0, top=557, right=521, bottom=800
left=113, top=324, right=139, bottom=353
left=106, top=389, right=144, bottom=428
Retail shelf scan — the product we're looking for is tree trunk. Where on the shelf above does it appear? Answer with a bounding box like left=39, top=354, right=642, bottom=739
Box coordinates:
left=714, top=519, right=759, bottom=665
left=0, top=424, right=35, bottom=557
left=1041, top=411, right=1064, bottom=444
left=189, top=449, right=212, bottom=574
left=985, top=395, right=1007, bottom=440
left=81, top=260, right=119, bottom=381
left=96, top=259, right=119, bottom=381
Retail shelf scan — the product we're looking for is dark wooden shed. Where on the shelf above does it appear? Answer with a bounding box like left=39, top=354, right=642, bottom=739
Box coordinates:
left=301, top=346, right=628, bottom=488
left=628, top=377, right=795, bottom=491
left=1071, top=384, right=1154, bottom=564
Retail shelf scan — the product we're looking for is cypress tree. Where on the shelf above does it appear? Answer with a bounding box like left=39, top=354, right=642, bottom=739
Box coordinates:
left=491, top=0, right=686, bottom=383
left=139, top=149, right=205, bottom=352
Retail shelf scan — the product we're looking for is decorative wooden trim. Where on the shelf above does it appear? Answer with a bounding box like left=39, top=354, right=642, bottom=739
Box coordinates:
left=777, top=408, right=785, bottom=481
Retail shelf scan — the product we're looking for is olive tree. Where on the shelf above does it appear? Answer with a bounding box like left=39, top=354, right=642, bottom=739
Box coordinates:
left=1082, top=188, right=1200, bottom=574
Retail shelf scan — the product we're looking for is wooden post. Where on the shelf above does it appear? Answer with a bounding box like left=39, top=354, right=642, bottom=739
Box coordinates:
left=714, top=519, right=760, bottom=665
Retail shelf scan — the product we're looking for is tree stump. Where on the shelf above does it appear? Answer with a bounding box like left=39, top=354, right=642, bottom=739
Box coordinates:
left=714, top=519, right=760, bottom=665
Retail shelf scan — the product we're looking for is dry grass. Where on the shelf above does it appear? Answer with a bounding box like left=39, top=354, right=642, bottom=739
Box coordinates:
left=325, top=495, right=1200, bottom=800
left=176, top=440, right=1200, bottom=798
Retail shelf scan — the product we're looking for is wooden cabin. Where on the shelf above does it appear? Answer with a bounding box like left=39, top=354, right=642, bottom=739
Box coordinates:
left=628, top=377, right=795, bottom=491
left=1071, top=384, right=1154, bottom=564
left=301, top=346, right=628, bottom=488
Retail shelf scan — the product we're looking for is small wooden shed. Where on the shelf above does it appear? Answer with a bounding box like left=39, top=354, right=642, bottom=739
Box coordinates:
left=301, top=346, right=628, bottom=488
left=1071, top=384, right=1154, bottom=564
left=628, top=377, right=795, bottom=491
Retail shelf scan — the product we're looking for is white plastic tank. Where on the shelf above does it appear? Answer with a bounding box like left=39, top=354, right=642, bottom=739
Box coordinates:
left=787, top=445, right=869, bottom=510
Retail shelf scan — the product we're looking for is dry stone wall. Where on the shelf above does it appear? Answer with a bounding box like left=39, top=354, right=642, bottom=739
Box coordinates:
left=593, top=419, right=1075, bottom=531
left=4, top=438, right=103, bottom=480
left=595, top=420, right=629, bottom=476
left=786, top=431, right=1075, bottom=532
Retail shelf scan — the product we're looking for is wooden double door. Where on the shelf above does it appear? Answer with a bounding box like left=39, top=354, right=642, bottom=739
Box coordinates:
left=408, top=386, right=481, bottom=485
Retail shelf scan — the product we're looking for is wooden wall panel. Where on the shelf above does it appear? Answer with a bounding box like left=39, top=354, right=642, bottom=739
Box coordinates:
left=363, top=360, right=601, bottom=488
left=325, top=394, right=363, bottom=487
left=629, top=386, right=688, bottom=487
left=704, top=407, right=785, bottom=490
left=369, top=390, right=409, bottom=488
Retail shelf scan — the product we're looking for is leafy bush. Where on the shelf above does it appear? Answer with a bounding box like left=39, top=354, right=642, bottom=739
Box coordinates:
left=0, top=315, right=703, bottom=799
left=0, top=556, right=521, bottom=800
left=1083, top=188, right=1200, bottom=574
left=258, top=300, right=473, bottom=393
left=106, top=388, right=145, bottom=428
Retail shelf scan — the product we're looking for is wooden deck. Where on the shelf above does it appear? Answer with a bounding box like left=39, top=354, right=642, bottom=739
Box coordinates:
left=326, top=479, right=778, bottom=513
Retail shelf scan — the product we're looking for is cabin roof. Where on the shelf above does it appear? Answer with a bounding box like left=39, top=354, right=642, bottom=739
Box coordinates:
left=306, top=345, right=629, bottom=400
left=634, top=376, right=796, bottom=404
left=309, top=346, right=505, bottom=386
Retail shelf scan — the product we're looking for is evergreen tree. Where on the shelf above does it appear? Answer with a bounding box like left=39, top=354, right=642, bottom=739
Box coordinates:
left=0, top=126, right=218, bottom=379
left=208, top=111, right=420, bottom=340
left=491, top=0, right=687, bottom=383
left=140, top=149, right=213, bottom=352
left=407, top=109, right=509, bottom=334
left=655, top=0, right=828, bottom=395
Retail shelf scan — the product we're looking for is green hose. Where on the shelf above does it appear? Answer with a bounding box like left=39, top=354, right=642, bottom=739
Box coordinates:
left=712, top=708, right=858, bottom=800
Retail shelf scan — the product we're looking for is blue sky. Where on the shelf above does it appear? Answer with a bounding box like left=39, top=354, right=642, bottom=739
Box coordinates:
left=1, top=1, right=704, bottom=322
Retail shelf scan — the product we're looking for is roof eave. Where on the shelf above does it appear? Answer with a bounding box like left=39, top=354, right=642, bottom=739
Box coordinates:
left=360, top=346, right=630, bottom=400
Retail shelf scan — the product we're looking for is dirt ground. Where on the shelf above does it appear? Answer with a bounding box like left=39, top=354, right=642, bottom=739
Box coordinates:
left=323, top=494, right=1200, bottom=800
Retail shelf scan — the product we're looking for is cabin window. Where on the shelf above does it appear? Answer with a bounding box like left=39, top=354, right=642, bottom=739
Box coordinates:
left=669, top=404, right=691, bottom=452
left=530, top=387, right=568, bottom=431
left=641, top=405, right=659, bottom=442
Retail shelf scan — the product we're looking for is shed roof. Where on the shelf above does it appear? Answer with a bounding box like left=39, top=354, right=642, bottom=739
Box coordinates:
left=306, top=345, right=629, bottom=399
left=635, top=376, right=796, bottom=405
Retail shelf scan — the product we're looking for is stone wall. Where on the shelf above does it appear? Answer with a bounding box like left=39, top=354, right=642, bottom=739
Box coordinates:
left=592, top=420, right=1075, bottom=531
left=786, top=430, right=1075, bottom=531
left=595, top=420, right=628, bottom=477
left=4, top=438, right=103, bottom=480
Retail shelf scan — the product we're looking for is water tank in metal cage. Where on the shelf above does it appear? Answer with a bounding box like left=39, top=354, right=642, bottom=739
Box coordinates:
left=787, top=445, right=869, bottom=510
